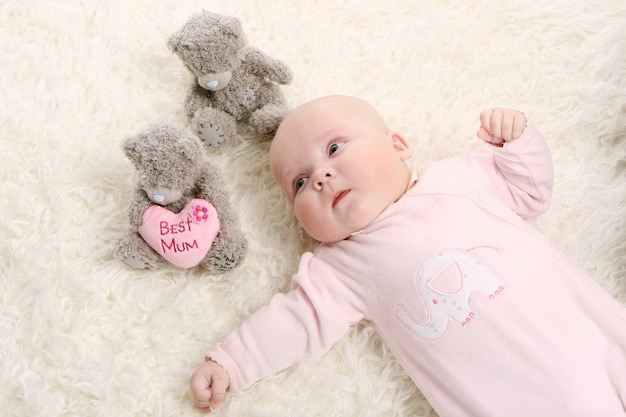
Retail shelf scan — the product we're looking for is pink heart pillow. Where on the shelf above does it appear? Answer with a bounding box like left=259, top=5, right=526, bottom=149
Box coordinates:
left=138, top=198, right=220, bottom=268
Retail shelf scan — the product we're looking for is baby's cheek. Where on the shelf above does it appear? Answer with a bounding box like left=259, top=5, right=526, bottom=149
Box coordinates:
left=296, top=204, right=320, bottom=232
left=295, top=203, right=335, bottom=242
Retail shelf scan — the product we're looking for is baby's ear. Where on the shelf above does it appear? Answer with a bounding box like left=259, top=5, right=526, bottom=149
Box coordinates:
left=389, top=131, right=413, bottom=161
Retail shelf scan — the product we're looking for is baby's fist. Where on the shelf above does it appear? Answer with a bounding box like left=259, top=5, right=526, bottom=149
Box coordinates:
left=190, top=359, right=229, bottom=413
left=477, top=108, right=527, bottom=146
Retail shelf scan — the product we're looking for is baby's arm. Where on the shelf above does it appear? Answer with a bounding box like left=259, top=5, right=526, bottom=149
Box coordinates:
left=190, top=359, right=229, bottom=413
left=191, top=253, right=363, bottom=411
left=473, top=108, right=554, bottom=218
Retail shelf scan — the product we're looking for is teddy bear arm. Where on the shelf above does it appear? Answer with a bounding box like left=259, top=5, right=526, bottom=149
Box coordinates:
left=184, top=84, right=213, bottom=119
left=243, top=47, right=293, bottom=85
left=197, top=164, right=248, bottom=270
left=202, top=201, right=248, bottom=272
left=202, top=230, right=247, bottom=272
left=115, top=231, right=163, bottom=270
left=128, top=191, right=152, bottom=227
left=196, top=164, right=241, bottom=230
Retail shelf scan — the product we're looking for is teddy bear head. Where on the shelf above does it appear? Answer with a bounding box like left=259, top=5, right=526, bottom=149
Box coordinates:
left=123, top=123, right=204, bottom=206
left=167, top=11, right=246, bottom=92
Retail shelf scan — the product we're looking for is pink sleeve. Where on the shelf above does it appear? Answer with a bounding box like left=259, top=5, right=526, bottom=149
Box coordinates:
left=206, top=252, right=364, bottom=392
left=472, top=119, right=554, bottom=218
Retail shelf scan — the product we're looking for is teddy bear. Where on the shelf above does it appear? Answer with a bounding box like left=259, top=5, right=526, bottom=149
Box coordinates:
left=115, top=122, right=248, bottom=272
left=167, top=11, right=293, bottom=148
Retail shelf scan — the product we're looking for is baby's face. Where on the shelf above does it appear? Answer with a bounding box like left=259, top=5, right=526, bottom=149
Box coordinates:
left=270, top=96, right=412, bottom=243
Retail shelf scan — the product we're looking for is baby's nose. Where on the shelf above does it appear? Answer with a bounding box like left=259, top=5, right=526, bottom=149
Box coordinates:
left=314, top=171, right=333, bottom=190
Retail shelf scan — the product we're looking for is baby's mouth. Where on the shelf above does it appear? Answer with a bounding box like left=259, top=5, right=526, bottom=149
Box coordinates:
left=332, top=190, right=350, bottom=207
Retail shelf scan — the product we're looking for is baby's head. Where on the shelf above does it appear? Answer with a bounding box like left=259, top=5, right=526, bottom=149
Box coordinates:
left=270, top=95, right=413, bottom=243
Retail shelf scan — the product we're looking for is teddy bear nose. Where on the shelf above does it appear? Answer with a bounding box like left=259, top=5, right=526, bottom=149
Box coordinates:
left=198, top=71, right=232, bottom=91
left=152, top=194, right=166, bottom=203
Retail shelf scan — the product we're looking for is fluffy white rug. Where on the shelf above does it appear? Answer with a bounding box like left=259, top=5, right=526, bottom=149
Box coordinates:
left=2, top=0, right=625, bottom=416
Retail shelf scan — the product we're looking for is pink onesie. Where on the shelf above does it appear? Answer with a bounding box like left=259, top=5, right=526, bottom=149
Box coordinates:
left=208, top=121, right=626, bottom=416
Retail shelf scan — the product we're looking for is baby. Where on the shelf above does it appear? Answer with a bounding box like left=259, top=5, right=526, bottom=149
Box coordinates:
left=191, top=95, right=626, bottom=416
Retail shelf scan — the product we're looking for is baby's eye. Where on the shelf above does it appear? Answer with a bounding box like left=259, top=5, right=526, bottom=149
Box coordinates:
left=295, top=177, right=308, bottom=191
left=329, top=142, right=343, bottom=155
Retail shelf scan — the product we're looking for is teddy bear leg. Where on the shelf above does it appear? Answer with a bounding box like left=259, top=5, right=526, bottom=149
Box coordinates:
left=191, top=107, right=237, bottom=148
left=249, top=103, right=289, bottom=139
left=200, top=229, right=248, bottom=274
left=115, top=232, right=162, bottom=270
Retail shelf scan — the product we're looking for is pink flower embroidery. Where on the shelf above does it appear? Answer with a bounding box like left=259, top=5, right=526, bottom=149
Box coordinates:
left=193, top=205, right=209, bottom=222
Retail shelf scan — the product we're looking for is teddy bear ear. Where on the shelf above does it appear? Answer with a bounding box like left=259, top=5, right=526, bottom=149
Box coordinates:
left=166, top=33, right=183, bottom=53
left=177, top=135, right=202, bottom=162
left=210, top=11, right=243, bottom=37
left=166, top=34, right=176, bottom=52
left=122, top=134, right=144, bottom=164
left=219, top=15, right=243, bottom=37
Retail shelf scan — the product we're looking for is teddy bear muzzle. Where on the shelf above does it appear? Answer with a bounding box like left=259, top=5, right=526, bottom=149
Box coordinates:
left=144, top=187, right=183, bottom=206
left=198, top=71, right=233, bottom=91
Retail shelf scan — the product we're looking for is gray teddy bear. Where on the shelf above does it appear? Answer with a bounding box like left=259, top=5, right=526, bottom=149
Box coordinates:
left=115, top=122, right=248, bottom=272
left=167, top=11, right=293, bottom=147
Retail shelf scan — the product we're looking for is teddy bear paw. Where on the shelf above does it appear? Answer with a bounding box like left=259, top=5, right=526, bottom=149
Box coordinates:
left=250, top=104, right=289, bottom=139
left=201, top=235, right=248, bottom=273
left=122, top=253, right=158, bottom=270
left=244, top=85, right=257, bottom=102
left=202, top=253, right=238, bottom=273
left=198, top=122, right=226, bottom=148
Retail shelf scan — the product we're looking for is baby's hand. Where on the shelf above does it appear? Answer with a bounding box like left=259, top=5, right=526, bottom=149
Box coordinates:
left=190, top=359, right=230, bottom=413
left=477, top=108, right=527, bottom=147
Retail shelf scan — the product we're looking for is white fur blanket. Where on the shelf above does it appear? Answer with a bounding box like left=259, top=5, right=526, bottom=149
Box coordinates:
left=2, top=1, right=625, bottom=416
